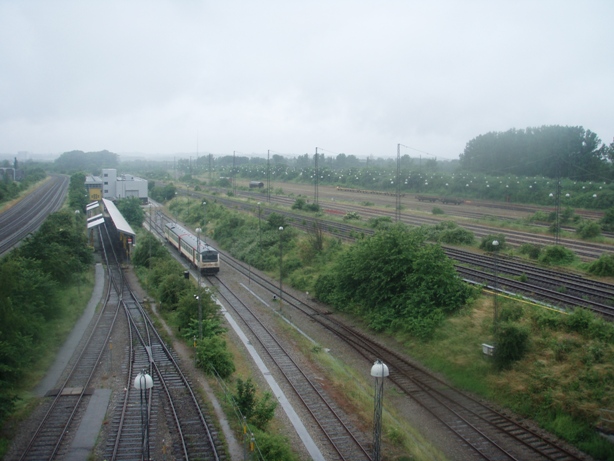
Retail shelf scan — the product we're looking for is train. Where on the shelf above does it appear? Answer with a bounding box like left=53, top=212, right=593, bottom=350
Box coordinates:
left=335, top=187, right=464, bottom=204
left=416, top=195, right=464, bottom=205
left=164, top=222, right=220, bottom=274
left=336, top=186, right=406, bottom=197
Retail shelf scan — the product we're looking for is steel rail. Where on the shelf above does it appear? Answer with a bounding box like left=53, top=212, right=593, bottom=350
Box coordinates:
left=212, top=275, right=371, bottom=461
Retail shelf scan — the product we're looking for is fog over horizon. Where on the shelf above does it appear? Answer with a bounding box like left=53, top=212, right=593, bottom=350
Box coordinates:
left=2, top=1, right=612, bottom=162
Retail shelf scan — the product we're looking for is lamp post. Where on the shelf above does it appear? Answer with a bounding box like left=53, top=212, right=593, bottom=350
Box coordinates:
left=134, top=370, right=154, bottom=461
left=186, top=185, right=190, bottom=218
left=371, top=359, right=389, bottom=461
left=195, top=227, right=202, bottom=340
left=203, top=202, right=207, bottom=244
left=278, top=226, right=283, bottom=311
left=257, top=202, right=262, bottom=252
left=492, top=240, right=499, bottom=332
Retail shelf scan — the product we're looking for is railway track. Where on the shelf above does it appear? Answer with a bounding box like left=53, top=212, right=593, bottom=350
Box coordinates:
left=218, top=251, right=588, bottom=461
left=211, top=275, right=372, bottom=461
left=0, top=174, right=68, bottom=256
left=192, top=195, right=614, bottom=315
left=148, top=210, right=373, bottom=459
left=446, top=248, right=614, bottom=312
left=100, top=223, right=224, bottom=460
left=185, top=189, right=613, bottom=261
left=16, top=225, right=120, bottom=460
left=148, top=204, right=594, bottom=459
left=157, top=194, right=614, bottom=339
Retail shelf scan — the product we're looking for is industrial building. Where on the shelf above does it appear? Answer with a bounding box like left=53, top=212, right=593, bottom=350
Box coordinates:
left=85, top=169, right=148, bottom=203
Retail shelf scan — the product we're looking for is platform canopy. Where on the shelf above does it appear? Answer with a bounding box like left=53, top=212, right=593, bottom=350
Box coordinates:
left=86, top=201, right=100, bottom=212
left=102, top=198, right=136, bottom=241
left=86, top=213, right=105, bottom=229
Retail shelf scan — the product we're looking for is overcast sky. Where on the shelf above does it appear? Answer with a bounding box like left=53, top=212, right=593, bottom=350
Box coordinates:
left=1, top=1, right=612, bottom=161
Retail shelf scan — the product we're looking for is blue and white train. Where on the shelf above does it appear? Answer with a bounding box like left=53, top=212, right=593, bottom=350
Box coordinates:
left=164, top=222, right=220, bottom=274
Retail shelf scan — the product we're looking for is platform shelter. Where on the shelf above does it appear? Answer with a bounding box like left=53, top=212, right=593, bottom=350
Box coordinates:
left=101, top=198, right=136, bottom=256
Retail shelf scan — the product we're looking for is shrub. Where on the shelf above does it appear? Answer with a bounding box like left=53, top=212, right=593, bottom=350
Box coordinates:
left=432, top=207, right=444, bottom=215
left=600, top=207, right=614, bottom=231
left=565, top=308, right=594, bottom=335
left=527, top=210, right=551, bottom=223
left=331, top=225, right=471, bottom=335
left=576, top=221, right=601, bottom=239
left=538, top=245, right=575, bottom=266
left=249, top=428, right=301, bottom=461
left=499, top=304, right=524, bottom=322
left=587, top=254, right=614, bottom=276
left=493, top=322, right=530, bottom=369
left=438, top=227, right=475, bottom=245
left=304, top=203, right=321, bottom=212
left=196, top=336, right=235, bottom=378
left=314, top=272, right=337, bottom=304
left=531, top=308, right=564, bottom=331
left=367, top=216, right=393, bottom=229
left=518, top=243, right=542, bottom=260
left=343, top=211, right=360, bottom=221
left=480, top=234, right=506, bottom=252
left=234, top=378, right=278, bottom=430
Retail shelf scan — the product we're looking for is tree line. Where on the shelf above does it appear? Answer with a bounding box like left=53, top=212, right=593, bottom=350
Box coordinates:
left=0, top=213, right=92, bottom=422
left=459, top=125, right=613, bottom=180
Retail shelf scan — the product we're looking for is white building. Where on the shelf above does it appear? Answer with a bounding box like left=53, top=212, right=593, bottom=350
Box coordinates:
left=85, top=169, right=149, bottom=203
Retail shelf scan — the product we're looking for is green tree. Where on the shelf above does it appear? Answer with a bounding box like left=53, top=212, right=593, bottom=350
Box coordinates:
left=68, top=172, right=88, bottom=212
left=459, top=125, right=608, bottom=180
left=234, top=378, right=277, bottom=430
left=576, top=221, right=601, bottom=239
left=158, top=274, right=191, bottom=311
left=116, top=197, right=144, bottom=228
left=325, top=225, right=471, bottom=336
left=196, top=335, right=235, bottom=378
left=480, top=234, right=506, bottom=252
left=291, top=198, right=306, bottom=210
left=54, top=150, right=118, bottom=174
left=176, top=290, right=224, bottom=337
left=19, top=210, right=92, bottom=284
left=587, top=254, right=614, bottom=277
left=132, top=233, right=168, bottom=268
left=600, top=207, right=614, bottom=231
left=493, top=322, right=530, bottom=370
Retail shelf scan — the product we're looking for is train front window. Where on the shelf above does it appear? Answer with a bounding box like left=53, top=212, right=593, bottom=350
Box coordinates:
left=202, top=251, right=218, bottom=262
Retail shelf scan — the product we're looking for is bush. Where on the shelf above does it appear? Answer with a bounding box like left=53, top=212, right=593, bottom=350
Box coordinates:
left=367, top=216, right=392, bottom=229
left=499, top=304, right=524, bottom=322
left=518, top=243, right=542, bottom=260
left=493, top=322, right=530, bottom=369
left=438, top=227, right=475, bottom=245
left=538, top=245, right=575, bottom=266
left=249, top=428, right=301, bottom=461
left=480, top=234, right=506, bottom=252
left=587, top=254, right=614, bottom=276
left=314, top=272, right=337, bottom=304
left=234, top=378, right=278, bottom=430
left=527, top=210, right=551, bottom=223
left=291, top=197, right=307, bottom=210
left=565, top=308, right=594, bottom=335
left=330, top=225, right=471, bottom=335
left=432, top=207, right=444, bottom=215
left=424, top=221, right=473, bottom=244
left=196, top=335, right=235, bottom=378
left=600, top=207, right=614, bottom=231
left=343, top=211, right=360, bottom=221
left=576, top=220, right=601, bottom=239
